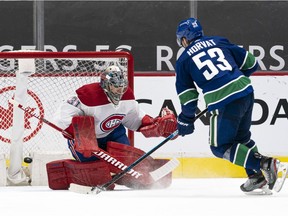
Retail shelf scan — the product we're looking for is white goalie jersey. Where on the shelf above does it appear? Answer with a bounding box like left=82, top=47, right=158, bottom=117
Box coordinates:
left=53, top=82, right=146, bottom=138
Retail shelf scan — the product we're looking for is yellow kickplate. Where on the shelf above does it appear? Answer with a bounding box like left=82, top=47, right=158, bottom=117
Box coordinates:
left=172, top=156, right=288, bottom=178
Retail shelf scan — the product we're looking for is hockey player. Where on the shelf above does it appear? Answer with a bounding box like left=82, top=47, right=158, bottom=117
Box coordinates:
left=46, top=65, right=177, bottom=190
left=175, top=17, right=286, bottom=194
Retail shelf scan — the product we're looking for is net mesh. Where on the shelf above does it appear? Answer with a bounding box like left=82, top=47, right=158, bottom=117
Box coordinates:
left=0, top=51, right=133, bottom=158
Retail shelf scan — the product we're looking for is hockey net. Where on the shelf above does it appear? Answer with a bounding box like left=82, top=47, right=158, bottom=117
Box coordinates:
left=0, top=51, right=134, bottom=185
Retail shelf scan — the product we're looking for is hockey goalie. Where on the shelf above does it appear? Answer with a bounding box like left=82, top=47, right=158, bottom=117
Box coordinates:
left=46, top=65, right=178, bottom=190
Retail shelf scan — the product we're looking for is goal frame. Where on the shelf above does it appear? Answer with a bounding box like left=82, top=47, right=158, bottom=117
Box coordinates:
left=0, top=51, right=134, bottom=185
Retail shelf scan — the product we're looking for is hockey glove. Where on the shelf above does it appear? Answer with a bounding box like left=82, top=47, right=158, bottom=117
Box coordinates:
left=177, top=113, right=195, bottom=136
left=139, top=107, right=177, bottom=139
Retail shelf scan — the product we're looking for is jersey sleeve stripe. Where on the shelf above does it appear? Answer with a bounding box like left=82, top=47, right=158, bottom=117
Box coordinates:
left=240, top=52, right=257, bottom=70
left=239, top=51, right=249, bottom=70
left=178, top=88, right=199, bottom=105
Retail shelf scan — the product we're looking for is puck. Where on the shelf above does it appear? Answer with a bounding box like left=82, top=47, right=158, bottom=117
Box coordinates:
left=24, top=157, right=33, bottom=164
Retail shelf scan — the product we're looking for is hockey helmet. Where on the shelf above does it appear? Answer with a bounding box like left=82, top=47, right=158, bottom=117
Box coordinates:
left=176, top=18, right=204, bottom=47
left=100, top=65, right=128, bottom=105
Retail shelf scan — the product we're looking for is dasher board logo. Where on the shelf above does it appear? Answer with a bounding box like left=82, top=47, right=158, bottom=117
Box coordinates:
left=0, top=86, right=44, bottom=143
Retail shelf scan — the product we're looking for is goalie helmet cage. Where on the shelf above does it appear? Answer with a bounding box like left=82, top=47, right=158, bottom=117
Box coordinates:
left=0, top=51, right=134, bottom=172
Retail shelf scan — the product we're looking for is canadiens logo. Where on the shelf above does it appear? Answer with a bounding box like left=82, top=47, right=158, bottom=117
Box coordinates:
left=100, top=114, right=125, bottom=132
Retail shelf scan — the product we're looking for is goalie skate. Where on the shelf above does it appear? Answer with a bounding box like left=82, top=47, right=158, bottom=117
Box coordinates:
left=273, top=162, right=288, bottom=192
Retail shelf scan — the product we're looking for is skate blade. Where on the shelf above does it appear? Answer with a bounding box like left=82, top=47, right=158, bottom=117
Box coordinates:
left=273, top=162, right=288, bottom=192
left=244, top=185, right=273, bottom=195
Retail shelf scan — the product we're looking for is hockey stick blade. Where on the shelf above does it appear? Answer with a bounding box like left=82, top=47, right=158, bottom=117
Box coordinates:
left=149, top=158, right=180, bottom=181
left=273, top=162, right=288, bottom=192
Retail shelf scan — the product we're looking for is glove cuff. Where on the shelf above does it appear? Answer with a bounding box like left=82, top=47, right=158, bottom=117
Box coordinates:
left=178, top=113, right=195, bottom=123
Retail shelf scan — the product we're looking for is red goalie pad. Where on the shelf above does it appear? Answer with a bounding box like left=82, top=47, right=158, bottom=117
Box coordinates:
left=72, top=116, right=99, bottom=158
left=46, top=159, right=114, bottom=190
left=106, top=141, right=172, bottom=189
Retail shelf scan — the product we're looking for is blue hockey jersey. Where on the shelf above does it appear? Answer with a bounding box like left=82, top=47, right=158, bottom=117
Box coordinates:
left=175, top=36, right=259, bottom=117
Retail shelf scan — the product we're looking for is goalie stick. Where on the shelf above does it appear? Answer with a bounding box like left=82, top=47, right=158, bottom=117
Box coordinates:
left=9, top=98, right=181, bottom=182
left=69, top=108, right=209, bottom=194
left=9, top=99, right=73, bottom=140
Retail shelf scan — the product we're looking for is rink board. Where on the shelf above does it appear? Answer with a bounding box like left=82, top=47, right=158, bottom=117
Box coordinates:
left=134, top=73, right=288, bottom=178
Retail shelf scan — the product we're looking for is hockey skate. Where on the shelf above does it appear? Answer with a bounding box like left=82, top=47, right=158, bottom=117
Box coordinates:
left=240, top=172, right=272, bottom=195
left=260, top=157, right=279, bottom=190
left=260, top=157, right=288, bottom=193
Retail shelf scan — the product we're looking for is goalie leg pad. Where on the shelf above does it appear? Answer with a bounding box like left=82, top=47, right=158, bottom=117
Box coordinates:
left=46, top=159, right=68, bottom=190
left=106, top=141, right=172, bottom=189
left=46, top=159, right=114, bottom=190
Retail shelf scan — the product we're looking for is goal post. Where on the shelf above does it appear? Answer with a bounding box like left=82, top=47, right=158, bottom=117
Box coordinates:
left=8, top=58, right=36, bottom=184
left=0, top=51, right=134, bottom=186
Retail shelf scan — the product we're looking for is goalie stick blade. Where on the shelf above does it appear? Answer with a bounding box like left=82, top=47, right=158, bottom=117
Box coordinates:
left=69, top=183, right=103, bottom=195
left=149, top=158, right=180, bottom=181
left=273, top=162, right=288, bottom=193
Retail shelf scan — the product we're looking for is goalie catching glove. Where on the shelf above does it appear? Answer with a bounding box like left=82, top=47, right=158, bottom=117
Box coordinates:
left=138, top=107, right=177, bottom=139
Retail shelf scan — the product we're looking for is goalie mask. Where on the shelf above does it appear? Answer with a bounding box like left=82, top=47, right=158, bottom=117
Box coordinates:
left=100, top=65, right=128, bottom=105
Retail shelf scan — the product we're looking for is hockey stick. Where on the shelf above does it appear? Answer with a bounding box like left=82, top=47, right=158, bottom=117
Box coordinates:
left=9, top=98, right=180, bottom=181
left=70, top=108, right=208, bottom=194
left=9, top=98, right=73, bottom=140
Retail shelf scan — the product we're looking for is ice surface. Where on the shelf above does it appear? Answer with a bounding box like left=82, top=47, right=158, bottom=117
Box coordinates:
left=0, top=178, right=287, bottom=216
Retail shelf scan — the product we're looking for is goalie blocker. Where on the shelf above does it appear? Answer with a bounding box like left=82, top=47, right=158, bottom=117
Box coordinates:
left=46, top=141, right=172, bottom=190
